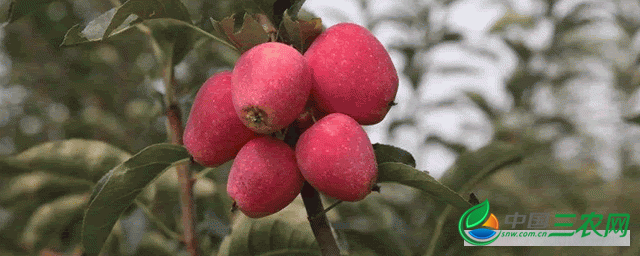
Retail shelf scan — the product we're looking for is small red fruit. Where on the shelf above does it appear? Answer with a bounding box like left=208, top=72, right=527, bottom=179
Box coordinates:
left=305, top=23, right=399, bottom=125
left=232, top=42, right=313, bottom=134
left=184, top=71, right=259, bottom=167
left=295, top=113, right=378, bottom=202
left=227, top=136, right=305, bottom=218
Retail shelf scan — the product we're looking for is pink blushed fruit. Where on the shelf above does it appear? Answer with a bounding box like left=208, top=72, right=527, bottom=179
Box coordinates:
left=305, top=23, right=399, bottom=125
left=232, top=42, right=313, bottom=134
left=227, top=136, right=305, bottom=218
left=183, top=71, right=259, bottom=167
left=295, top=113, right=378, bottom=202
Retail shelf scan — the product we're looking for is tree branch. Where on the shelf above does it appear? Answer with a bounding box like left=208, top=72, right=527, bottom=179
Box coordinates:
left=166, top=102, right=199, bottom=256
left=301, top=182, right=341, bottom=256
left=161, top=39, right=198, bottom=255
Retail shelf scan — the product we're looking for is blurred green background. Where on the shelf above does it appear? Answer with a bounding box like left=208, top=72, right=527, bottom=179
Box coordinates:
left=1, top=0, right=640, bottom=255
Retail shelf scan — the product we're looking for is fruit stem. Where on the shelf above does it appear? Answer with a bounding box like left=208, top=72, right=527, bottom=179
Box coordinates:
left=301, top=182, right=341, bottom=256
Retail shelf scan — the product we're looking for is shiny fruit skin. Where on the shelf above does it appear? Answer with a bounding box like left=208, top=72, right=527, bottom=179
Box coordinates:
left=295, top=113, right=378, bottom=201
left=184, top=71, right=259, bottom=167
left=305, top=23, right=399, bottom=125
left=232, top=42, right=313, bottom=134
left=227, top=136, right=305, bottom=218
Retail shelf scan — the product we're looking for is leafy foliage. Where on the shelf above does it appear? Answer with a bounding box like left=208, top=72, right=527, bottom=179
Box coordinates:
left=10, top=139, right=131, bottom=182
left=61, top=0, right=235, bottom=65
left=281, top=10, right=323, bottom=53
left=83, top=143, right=189, bottom=256
left=0, top=171, right=93, bottom=206
left=5, top=0, right=57, bottom=23
left=378, top=162, right=471, bottom=210
left=0, top=140, right=132, bottom=255
left=2, top=0, right=640, bottom=255
left=210, top=14, right=269, bottom=53
left=21, top=194, right=88, bottom=252
left=217, top=200, right=320, bottom=256
left=439, top=142, right=524, bottom=193
left=101, top=0, right=192, bottom=36
left=372, top=143, right=416, bottom=167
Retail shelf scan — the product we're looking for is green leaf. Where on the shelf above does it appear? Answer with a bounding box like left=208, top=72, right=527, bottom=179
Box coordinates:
left=101, top=0, right=192, bottom=40
left=5, top=0, right=56, bottom=23
left=87, top=0, right=196, bottom=63
left=63, top=16, right=236, bottom=61
left=21, top=194, right=89, bottom=252
left=372, top=143, right=417, bottom=168
left=60, top=9, right=117, bottom=46
left=217, top=200, right=320, bottom=256
left=377, top=162, right=471, bottom=210
left=61, top=2, right=237, bottom=59
left=101, top=223, right=125, bottom=256
left=281, top=10, right=323, bottom=53
left=211, top=13, right=270, bottom=53
left=11, top=139, right=131, bottom=183
left=464, top=200, right=489, bottom=228
left=0, top=171, right=94, bottom=207
left=82, top=143, right=190, bottom=256
left=145, top=168, right=181, bottom=235
left=438, top=142, right=524, bottom=194
left=0, top=157, right=29, bottom=178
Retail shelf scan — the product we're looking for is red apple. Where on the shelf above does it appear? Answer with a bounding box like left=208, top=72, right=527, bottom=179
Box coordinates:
left=305, top=23, right=399, bottom=125
left=232, top=42, right=313, bottom=134
left=295, top=113, right=378, bottom=201
left=183, top=71, right=259, bottom=167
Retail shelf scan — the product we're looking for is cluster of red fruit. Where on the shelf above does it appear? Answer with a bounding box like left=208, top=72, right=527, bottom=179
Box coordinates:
left=184, top=23, right=399, bottom=218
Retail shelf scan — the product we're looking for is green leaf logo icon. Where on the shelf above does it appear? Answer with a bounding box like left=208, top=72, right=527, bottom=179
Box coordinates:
left=466, top=200, right=490, bottom=228
left=459, top=199, right=500, bottom=246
